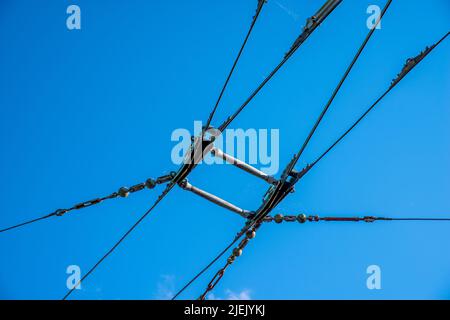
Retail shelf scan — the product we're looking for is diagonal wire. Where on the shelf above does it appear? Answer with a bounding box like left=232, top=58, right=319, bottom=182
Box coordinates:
left=174, top=29, right=449, bottom=300
left=284, top=0, right=392, bottom=175
left=172, top=21, right=450, bottom=303
left=172, top=0, right=344, bottom=299
left=0, top=193, right=118, bottom=234
left=0, top=173, right=175, bottom=234
left=172, top=185, right=280, bottom=300
left=5, top=1, right=266, bottom=236
left=171, top=223, right=250, bottom=300
left=0, top=213, right=57, bottom=233
left=182, top=0, right=391, bottom=297
left=307, top=31, right=449, bottom=173
left=4, top=2, right=267, bottom=236
left=4, top=0, right=336, bottom=236
left=217, top=0, right=343, bottom=132
left=197, top=223, right=262, bottom=300
left=62, top=2, right=269, bottom=300
left=62, top=181, right=176, bottom=300
left=203, top=0, right=266, bottom=133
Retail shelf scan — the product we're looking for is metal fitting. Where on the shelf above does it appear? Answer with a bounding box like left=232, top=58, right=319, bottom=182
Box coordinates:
left=274, top=214, right=284, bottom=223
left=118, top=187, right=129, bottom=198
left=55, top=209, right=67, bottom=217
left=145, top=178, right=156, bottom=189
left=246, top=230, right=256, bottom=239
left=297, top=214, right=307, bottom=223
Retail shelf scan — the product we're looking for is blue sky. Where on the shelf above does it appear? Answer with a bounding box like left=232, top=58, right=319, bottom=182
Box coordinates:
left=0, top=0, right=449, bottom=300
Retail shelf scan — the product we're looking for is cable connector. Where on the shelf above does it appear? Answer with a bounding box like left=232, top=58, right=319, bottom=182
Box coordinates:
left=290, top=164, right=312, bottom=180
left=390, top=32, right=450, bottom=88
left=390, top=46, right=434, bottom=87
left=284, top=0, right=343, bottom=58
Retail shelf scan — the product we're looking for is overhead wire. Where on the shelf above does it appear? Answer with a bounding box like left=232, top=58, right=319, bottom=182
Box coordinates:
left=62, top=1, right=269, bottom=300
left=172, top=9, right=450, bottom=301
left=10, top=0, right=447, bottom=301
left=0, top=173, right=175, bottom=234
left=284, top=0, right=392, bottom=175
left=262, top=214, right=450, bottom=223
left=306, top=31, right=449, bottom=174
left=63, top=180, right=177, bottom=300
left=181, top=0, right=391, bottom=298
left=171, top=0, right=345, bottom=299
left=218, top=0, right=343, bottom=132
left=2, top=1, right=269, bottom=237
left=203, top=0, right=266, bottom=134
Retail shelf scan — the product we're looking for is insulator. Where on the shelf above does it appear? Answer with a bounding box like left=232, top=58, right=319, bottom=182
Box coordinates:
left=274, top=214, right=284, bottom=223
left=145, top=178, right=156, bottom=189
left=118, top=187, right=129, bottom=198
left=297, top=214, right=307, bottom=223
left=55, top=209, right=67, bottom=217
left=246, top=230, right=256, bottom=239
left=233, top=248, right=243, bottom=257
left=227, top=256, right=235, bottom=264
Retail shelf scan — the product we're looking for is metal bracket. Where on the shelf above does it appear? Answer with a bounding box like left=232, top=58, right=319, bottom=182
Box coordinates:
left=179, top=180, right=252, bottom=219
left=210, top=147, right=277, bottom=185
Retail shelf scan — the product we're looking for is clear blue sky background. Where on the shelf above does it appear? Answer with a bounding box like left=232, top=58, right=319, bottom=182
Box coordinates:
left=0, top=0, right=449, bottom=300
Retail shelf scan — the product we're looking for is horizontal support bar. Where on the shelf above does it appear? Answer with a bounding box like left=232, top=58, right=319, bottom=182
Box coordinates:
left=211, top=148, right=277, bottom=184
left=180, top=180, right=251, bottom=218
